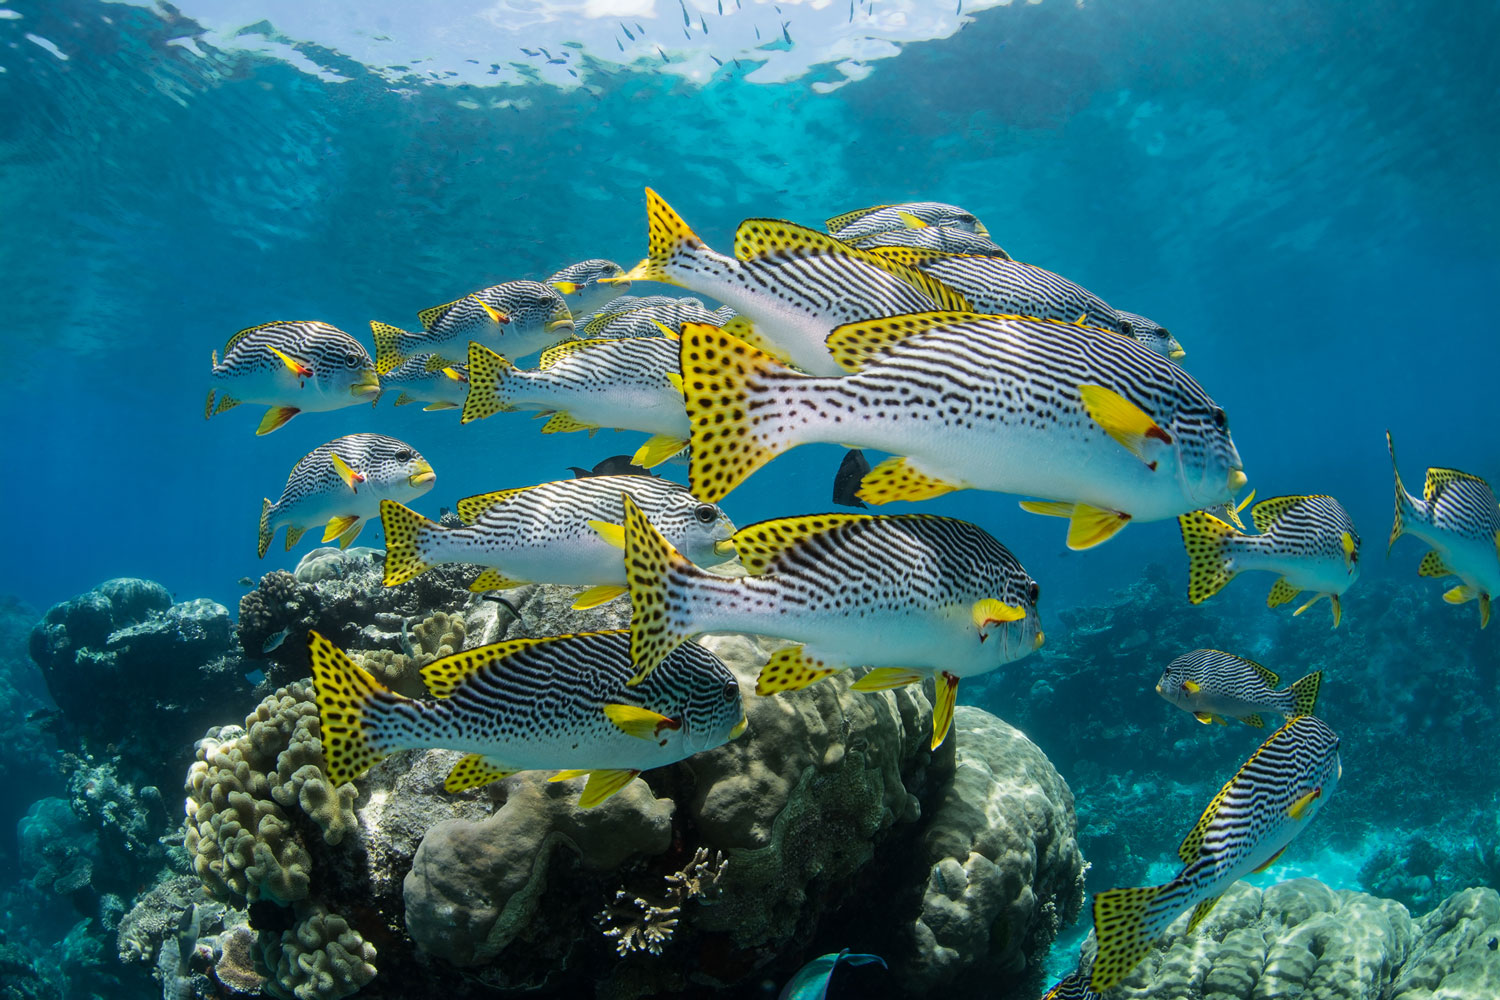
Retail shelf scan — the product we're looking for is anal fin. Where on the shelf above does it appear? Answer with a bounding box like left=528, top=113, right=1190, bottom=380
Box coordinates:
left=1418, top=550, right=1454, bottom=578
left=1186, top=895, right=1221, bottom=932
left=468, top=569, right=528, bottom=593
left=443, top=754, right=517, bottom=792
left=857, top=456, right=959, bottom=505
left=1267, top=577, right=1301, bottom=608
left=1252, top=846, right=1289, bottom=874
left=755, top=646, right=836, bottom=695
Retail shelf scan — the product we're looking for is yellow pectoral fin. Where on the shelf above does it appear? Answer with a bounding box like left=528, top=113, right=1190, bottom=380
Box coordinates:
left=1078, top=384, right=1173, bottom=465
left=666, top=372, right=684, bottom=395
left=930, top=672, right=959, bottom=749
left=269, top=345, right=312, bottom=377
left=755, top=646, right=837, bottom=695
left=971, top=598, right=1025, bottom=629
left=1183, top=680, right=1201, bottom=693
left=550, top=281, right=579, bottom=294
left=589, top=520, right=626, bottom=549
left=330, top=453, right=362, bottom=491
left=571, top=584, right=628, bottom=610
left=256, top=406, right=300, bottom=435
left=1066, top=504, right=1131, bottom=550
left=1288, top=787, right=1321, bottom=820
left=322, top=515, right=359, bottom=543
left=1192, top=712, right=1216, bottom=725
left=632, top=434, right=688, bottom=469
left=850, top=667, right=926, bottom=691
left=603, top=704, right=681, bottom=743
left=896, top=209, right=929, bottom=229
left=443, top=754, right=517, bottom=793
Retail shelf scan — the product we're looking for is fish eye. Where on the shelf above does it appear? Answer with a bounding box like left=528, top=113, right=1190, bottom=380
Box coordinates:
left=694, top=503, right=717, bottom=524
left=1212, top=407, right=1228, bottom=430
left=1119, top=319, right=1135, bottom=335
left=396, top=449, right=413, bottom=461
left=345, top=351, right=361, bottom=366
left=722, top=681, right=738, bottom=701
left=1028, top=581, right=1040, bottom=604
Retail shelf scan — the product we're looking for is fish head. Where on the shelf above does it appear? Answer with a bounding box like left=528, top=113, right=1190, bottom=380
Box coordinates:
left=550, top=259, right=630, bottom=315
left=1286, top=717, right=1342, bottom=824
left=487, top=280, right=576, bottom=346
left=1119, top=312, right=1184, bottom=362
left=359, top=436, right=437, bottom=498
left=1158, top=386, right=1246, bottom=511
left=972, top=575, right=1044, bottom=665
left=1154, top=658, right=1197, bottom=710
left=679, top=665, right=746, bottom=753
left=302, top=328, right=380, bottom=401
left=661, top=490, right=737, bottom=566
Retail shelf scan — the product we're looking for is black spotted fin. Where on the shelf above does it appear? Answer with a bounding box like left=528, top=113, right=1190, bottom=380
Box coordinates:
left=755, top=645, right=837, bottom=695
left=1177, top=511, right=1242, bottom=604
left=444, top=754, right=518, bottom=792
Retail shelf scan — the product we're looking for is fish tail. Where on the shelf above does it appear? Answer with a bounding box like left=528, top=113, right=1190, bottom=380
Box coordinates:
left=680, top=322, right=805, bottom=503
left=623, top=493, right=705, bottom=683
left=379, top=500, right=437, bottom=586
left=306, top=630, right=402, bottom=787
left=257, top=498, right=275, bottom=559
left=1089, top=884, right=1174, bottom=991
left=1285, top=670, right=1323, bottom=719
left=624, top=187, right=707, bottom=284
left=1177, top=511, right=1242, bottom=604
left=460, top=342, right=516, bottom=424
left=1386, top=430, right=1419, bottom=554
left=370, top=321, right=407, bottom=376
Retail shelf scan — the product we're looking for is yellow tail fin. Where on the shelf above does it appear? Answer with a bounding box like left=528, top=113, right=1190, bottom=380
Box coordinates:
left=622, top=494, right=700, bottom=684
left=306, top=630, right=400, bottom=787
left=619, top=187, right=706, bottom=284
left=1287, top=670, right=1322, bottom=718
left=370, top=321, right=407, bottom=376
left=1386, top=430, right=1415, bottom=555
left=1089, top=884, right=1167, bottom=991
left=257, top=499, right=275, bottom=559
left=680, top=322, right=803, bottom=503
left=380, top=499, right=436, bottom=587
left=460, top=342, right=515, bottom=424
left=1177, top=511, right=1241, bottom=604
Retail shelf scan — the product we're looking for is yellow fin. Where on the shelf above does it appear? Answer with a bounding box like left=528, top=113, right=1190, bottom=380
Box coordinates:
left=1250, top=495, right=1315, bottom=534
left=212, top=393, right=241, bottom=416
left=456, top=486, right=532, bottom=524
left=602, top=704, right=681, bottom=743
left=1288, top=671, right=1323, bottom=718
left=539, top=339, right=600, bottom=368
left=589, top=520, right=626, bottom=549
left=1065, top=504, right=1131, bottom=550
left=550, top=280, right=579, bottom=294
left=1240, top=714, right=1265, bottom=728
left=1078, top=384, right=1173, bottom=465
left=1184, top=680, right=1202, bottom=693
left=666, top=372, right=684, bottom=395
left=1192, top=712, right=1216, bottom=725
left=1251, top=845, right=1288, bottom=874
left=1244, top=658, right=1280, bottom=688
left=572, top=584, right=627, bottom=610
left=1178, top=512, right=1240, bottom=604
left=716, top=316, right=789, bottom=363
left=467, top=569, right=526, bottom=593
left=369, top=321, right=407, bottom=375
left=1418, top=550, right=1454, bottom=578
left=971, top=598, right=1025, bottom=629
left=1088, top=886, right=1166, bottom=992
left=1482, top=593, right=1492, bottom=630
left=825, top=310, right=983, bottom=373
left=623, top=494, right=699, bottom=683
left=256, top=406, right=300, bottom=435
left=824, top=204, right=890, bottom=234
left=1425, top=467, right=1487, bottom=503
left=755, top=646, right=836, bottom=695
left=394, top=393, right=416, bottom=407
left=857, top=456, right=959, bottom=505
left=223, top=321, right=282, bottom=355
left=1187, top=895, right=1221, bottom=932
left=336, top=520, right=364, bottom=549
left=849, top=666, right=924, bottom=691
left=896, top=209, right=929, bottom=229
left=1224, top=488, right=1256, bottom=530
left=416, top=299, right=459, bottom=330
left=1444, top=585, right=1477, bottom=604
left=306, top=630, right=397, bottom=787
left=443, top=754, right=517, bottom=793
left=284, top=524, right=307, bottom=550
left=542, top=411, right=596, bottom=434
left=1293, top=592, right=1339, bottom=628
left=1267, top=577, right=1300, bottom=608
left=931, top=672, right=959, bottom=749
left=460, top=342, right=515, bottom=424
left=730, top=514, right=873, bottom=575
left=1018, top=500, right=1076, bottom=519
left=422, top=401, right=459, bottom=411
left=1288, top=787, right=1322, bottom=821
left=268, top=345, right=312, bottom=377
left=419, top=637, right=559, bottom=699
left=330, top=453, right=362, bottom=492
left=257, top=498, right=275, bottom=560
left=632, top=434, right=688, bottom=469
left=618, top=187, right=703, bottom=285
left=378, top=500, right=436, bottom=587
left=551, top=767, right=641, bottom=808
left=322, top=515, right=359, bottom=544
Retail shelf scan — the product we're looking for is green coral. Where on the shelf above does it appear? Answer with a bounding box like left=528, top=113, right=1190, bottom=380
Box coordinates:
left=257, top=902, right=377, bottom=1000
left=349, top=611, right=466, bottom=698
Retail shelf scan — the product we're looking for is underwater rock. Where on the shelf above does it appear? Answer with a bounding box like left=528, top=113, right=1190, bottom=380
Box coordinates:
left=17, top=796, right=98, bottom=895
left=62, top=754, right=170, bottom=891
left=1390, top=886, right=1500, bottom=999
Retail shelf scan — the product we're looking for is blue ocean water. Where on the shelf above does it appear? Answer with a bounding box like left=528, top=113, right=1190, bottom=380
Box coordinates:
left=2, top=0, right=1498, bottom=997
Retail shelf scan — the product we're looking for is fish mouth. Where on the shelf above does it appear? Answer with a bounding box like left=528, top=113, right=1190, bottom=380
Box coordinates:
left=1155, top=682, right=1163, bottom=695
left=713, top=539, right=737, bottom=557
left=974, top=222, right=991, bottom=238
left=1033, top=631, right=1045, bottom=650
left=1228, top=469, right=1248, bottom=492
left=545, top=318, right=575, bottom=334
left=730, top=714, right=748, bottom=739
left=409, top=464, right=436, bottom=487
left=350, top=374, right=382, bottom=398
left=1169, top=348, right=1187, bottom=360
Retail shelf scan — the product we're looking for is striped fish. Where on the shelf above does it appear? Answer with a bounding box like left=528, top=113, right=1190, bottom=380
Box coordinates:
left=1388, top=432, right=1500, bottom=628
left=615, top=188, right=972, bottom=375
left=1118, top=310, right=1185, bottom=361
left=205, top=321, right=380, bottom=435
left=1202, top=488, right=1255, bottom=531
left=826, top=201, right=988, bottom=240
left=1179, top=495, right=1360, bottom=627
left=622, top=497, right=1043, bottom=749
left=258, top=434, right=435, bottom=558
left=1041, top=972, right=1101, bottom=1000
left=380, top=474, right=735, bottom=609
left=545, top=258, right=630, bottom=316
left=680, top=316, right=1246, bottom=549
left=370, top=280, right=574, bottom=375
left=308, top=629, right=746, bottom=807
left=582, top=297, right=735, bottom=339
left=1156, top=649, right=1322, bottom=728
left=378, top=354, right=469, bottom=410
left=842, top=224, right=1011, bottom=258
left=1089, top=715, right=1341, bottom=991
left=463, top=338, right=690, bottom=468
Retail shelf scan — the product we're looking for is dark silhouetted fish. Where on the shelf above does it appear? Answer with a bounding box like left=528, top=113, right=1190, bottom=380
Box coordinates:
left=832, top=449, right=870, bottom=509
left=569, top=456, right=656, bottom=479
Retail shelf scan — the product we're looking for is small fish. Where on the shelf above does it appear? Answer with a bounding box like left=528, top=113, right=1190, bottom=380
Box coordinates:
left=399, top=616, right=415, bottom=658
left=521, top=47, right=540, bottom=56
left=718, top=0, right=723, bottom=14
left=307, top=629, right=747, bottom=806
left=567, top=68, right=578, bottom=79
left=262, top=627, right=293, bottom=654
left=710, top=54, right=723, bottom=67
left=622, top=499, right=1044, bottom=748
left=258, top=434, right=435, bottom=559
left=547, top=58, right=567, bottom=64
left=680, top=0, right=690, bottom=27
left=780, top=949, right=886, bottom=1000
left=462, top=338, right=690, bottom=469
left=831, top=449, right=870, bottom=509
left=621, top=23, right=635, bottom=40
left=1156, top=649, right=1322, bottom=728
left=371, top=280, right=574, bottom=374
left=1089, top=716, right=1341, bottom=991
left=700, top=14, right=708, bottom=33
left=755, top=24, right=760, bottom=39
left=849, top=0, right=854, bottom=21
left=843, top=225, right=1010, bottom=258
left=568, top=456, right=656, bottom=479
left=378, top=354, right=469, bottom=410
left=582, top=297, right=733, bottom=339
left=782, top=21, right=792, bottom=44
left=825, top=202, right=988, bottom=239
left=205, top=321, right=380, bottom=435
left=678, top=318, right=1246, bottom=549
left=1387, top=431, right=1500, bottom=628
left=1179, top=495, right=1360, bottom=627
left=657, top=45, right=669, bottom=63
left=379, top=475, right=735, bottom=608
left=238, top=576, right=255, bottom=587
left=540, top=47, right=552, bottom=59
left=617, top=188, right=971, bottom=375
left=1041, top=971, right=1101, bottom=1000
left=617, top=37, right=624, bottom=52
left=636, top=21, right=646, bottom=33
left=1117, top=310, right=1185, bottom=361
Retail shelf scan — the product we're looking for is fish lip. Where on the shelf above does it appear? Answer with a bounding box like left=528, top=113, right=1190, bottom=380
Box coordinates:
left=713, top=539, right=737, bottom=557
left=409, top=470, right=436, bottom=487
left=730, top=715, right=748, bottom=739
left=1227, top=469, right=1249, bottom=492
left=546, top=318, right=575, bottom=334
left=350, top=377, right=382, bottom=397
left=1169, top=348, right=1187, bottom=360
left=974, top=222, right=991, bottom=238
left=1033, top=630, right=1045, bottom=650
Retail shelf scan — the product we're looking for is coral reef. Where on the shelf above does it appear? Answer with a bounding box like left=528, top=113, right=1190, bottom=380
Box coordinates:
left=256, top=902, right=378, bottom=1000
left=18, top=797, right=97, bottom=895
left=348, top=610, right=465, bottom=698
left=596, top=847, right=728, bottom=956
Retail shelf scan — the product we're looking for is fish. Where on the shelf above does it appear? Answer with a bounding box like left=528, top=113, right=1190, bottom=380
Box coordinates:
left=779, top=949, right=886, bottom=1000
left=615, top=188, right=971, bottom=375
left=1178, top=495, right=1360, bottom=627
left=369, top=280, right=574, bottom=375
left=546, top=259, right=630, bottom=317
left=825, top=202, right=989, bottom=240
left=621, top=23, right=635, bottom=40
left=205, top=321, right=380, bottom=435
left=378, top=354, right=469, bottom=410
left=1387, top=431, right=1500, bottom=628
left=622, top=497, right=1044, bottom=748
left=1117, top=310, right=1185, bottom=361
left=379, top=474, right=735, bottom=609
left=1156, top=649, right=1322, bottom=728
left=462, top=337, right=690, bottom=468
left=581, top=297, right=735, bottom=339
left=678, top=317, right=1246, bottom=549
left=569, top=456, right=656, bottom=479
left=238, top=577, right=255, bottom=587
left=832, top=449, right=871, bottom=508
left=307, top=629, right=747, bottom=807
left=262, top=627, right=293, bottom=654
left=257, top=434, right=436, bottom=558
left=1041, top=972, right=1101, bottom=1000
left=842, top=225, right=1010, bottom=258
left=1088, top=715, right=1341, bottom=991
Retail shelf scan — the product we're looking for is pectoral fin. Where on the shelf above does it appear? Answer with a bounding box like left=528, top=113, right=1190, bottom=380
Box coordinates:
left=971, top=598, right=1025, bottom=629
left=1288, top=787, right=1321, bottom=820
left=330, top=453, right=365, bottom=492
left=1078, top=384, right=1173, bottom=466
left=572, top=584, right=627, bottom=610
left=268, top=346, right=313, bottom=378
left=588, top=520, right=626, bottom=549
left=603, top=704, right=681, bottom=744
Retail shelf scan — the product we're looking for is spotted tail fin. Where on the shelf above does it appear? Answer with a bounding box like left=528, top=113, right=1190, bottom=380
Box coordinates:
left=379, top=500, right=438, bottom=587
left=1177, top=511, right=1242, bottom=604
left=370, top=321, right=408, bottom=376
left=306, top=630, right=403, bottom=787
left=461, top=342, right=517, bottom=424
left=1089, top=884, right=1173, bottom=991
left=1386, top=430, right=1421, bottom=555
left=623, top=494, right=706, bottom=684
left=1284, top=670, right=1323, bottom=719
left=680, top=322, right=808, bottom=503
left=619, top=187, right=708, bottom=285
left=257, top=499, right=275, bottom=559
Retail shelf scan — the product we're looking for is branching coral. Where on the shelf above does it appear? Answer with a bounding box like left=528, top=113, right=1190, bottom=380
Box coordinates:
left=597, top=847, right=728, bottom=956
left=348, top=611, right=466, bottom=698
left=255, top=902, right=377, bottom=1000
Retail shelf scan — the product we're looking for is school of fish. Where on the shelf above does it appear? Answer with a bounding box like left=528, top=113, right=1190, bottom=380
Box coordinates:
left=205, top=189, right=1498, bottom=998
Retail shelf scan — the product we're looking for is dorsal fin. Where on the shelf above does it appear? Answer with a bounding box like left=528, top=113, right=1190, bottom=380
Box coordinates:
left=1251, top=495, right=1317, bottom=534
left=825, top=204, right=891, bottom=234
left=455, top=486, right=535, bottom=524
left=1425, top=467, right=1487, bottom=503
left=824, top=310, right=984, bottom=373
left=732, top=219, right=972, bottom=312
left=730, top=513, right=881, bottom=574
left=868, top=246, right=977, bottom=269
left=417, top=299, right=460, bottom=330
left=224, top=321, right=285, bottom=355
left=1242, top=656, right=1280, bottom=688
left=540, top=339, right=605, bottom=368
left=420, top=629, right=628, bottom=698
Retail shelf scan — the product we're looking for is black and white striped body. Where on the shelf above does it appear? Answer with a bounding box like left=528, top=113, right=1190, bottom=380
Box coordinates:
left=583, top=298, right=734, bottom=339
left=1157, top=649, right=1298, bottom=722
left=1391, top=445, right=1500, bottom=600
left=845, top=226, right=1010, bottom=258
left=663, top=515, right=1042, bottom=680
left=827, top=202, right=986, bottom=240
left=736, top=316, right=1243, bottom=521
left=209, top=321, right=378, bottom=411
left=1225, top=496, right=1361, bottom=595
left=264, top=435, right=434, bottom=545
left=365, top=631, right=744, bottom=768
left=546, top=258, right=629, bottom=316
left=484, top=338, right=688, bottom=437
left=912, top=255, right=1122, bottom=330
left=420, top=476, right=733, bottom=585
left=399, top=281, right=574, bottom=364
left=1117, top=310, right=1185, bottom=361
left=379, top=355, right=469, bottom=408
